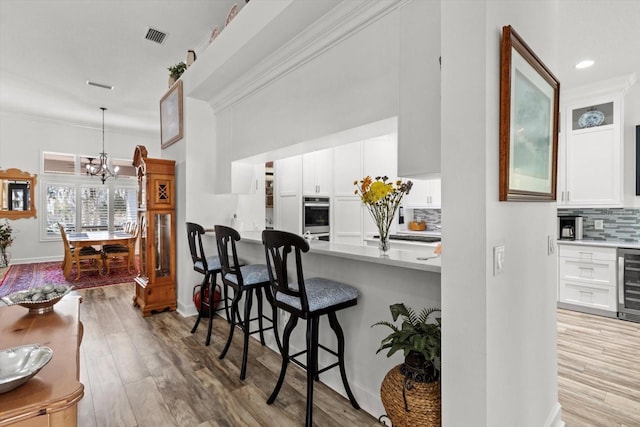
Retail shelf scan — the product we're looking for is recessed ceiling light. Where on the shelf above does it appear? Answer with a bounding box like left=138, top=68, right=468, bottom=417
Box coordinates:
left=575, top=60, right=594, bottom=69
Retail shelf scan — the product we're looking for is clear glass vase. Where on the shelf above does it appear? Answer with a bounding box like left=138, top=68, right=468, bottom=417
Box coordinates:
left=378, top=236, right=391, bottom=257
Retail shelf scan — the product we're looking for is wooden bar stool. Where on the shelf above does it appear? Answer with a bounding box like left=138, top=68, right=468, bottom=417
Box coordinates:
left=262, top=229, right=360, bottom=427
left=215, top=225, right=279, bottom=380
left=186, top=222, right=229, bottom=346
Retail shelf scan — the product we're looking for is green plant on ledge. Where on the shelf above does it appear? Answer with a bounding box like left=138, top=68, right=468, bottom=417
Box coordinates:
left=168, top=61, right=187, bottom=80
left=373, top=303, right=441, bottom=382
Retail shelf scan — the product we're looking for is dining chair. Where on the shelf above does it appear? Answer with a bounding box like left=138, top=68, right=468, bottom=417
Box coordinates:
left=216, top=225, right=279, bottom=380
left=103, top=223, right=139, bottom=274
left=58, top=223, right=105, bottom=280
left=187, top=222, right=229, bottom=346
left=262, top=229, right=360, bottom=427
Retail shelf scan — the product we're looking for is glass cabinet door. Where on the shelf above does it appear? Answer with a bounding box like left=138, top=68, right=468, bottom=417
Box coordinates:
left=138, top=212, right=147, bottom=281
left=154, top=212, right=172, bottom=279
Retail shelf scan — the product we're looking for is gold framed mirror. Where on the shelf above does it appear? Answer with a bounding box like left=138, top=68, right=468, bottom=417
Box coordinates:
left=0, top=168, right=38, bottom=219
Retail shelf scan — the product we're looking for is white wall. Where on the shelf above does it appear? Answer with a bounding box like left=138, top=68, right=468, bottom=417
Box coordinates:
left=227, top=7, right=399, bottom=164
left=169, top=1, right=563, bottom=424
left=0, top=113, right=158, bottom=263
left=441, top=1, right=561, bottom=426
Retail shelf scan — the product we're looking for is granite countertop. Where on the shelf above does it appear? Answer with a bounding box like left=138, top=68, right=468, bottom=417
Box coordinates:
left=557, top=239, right=640, bottom=249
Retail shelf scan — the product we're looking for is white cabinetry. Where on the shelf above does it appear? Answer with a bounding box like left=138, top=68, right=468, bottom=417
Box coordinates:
left=397, top=0, right=441, bottom=177
left=274, top=156, right=302, bottom=234
left=403, top=178, right=441, bottom=209
left=557, top=90, right=624, bottom=207
left=303, top=148, right=333, bottom=196
left=363, top=136, right=398, bottom=237
left=231, top=162, right=262, bottom=194
left=558, top=244, right=617, bottom=317
left=333, top=141, right=363, bottom=245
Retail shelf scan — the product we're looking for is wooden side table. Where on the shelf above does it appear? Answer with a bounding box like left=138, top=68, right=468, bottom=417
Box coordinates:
left=0, top=296, right=84, bottom=427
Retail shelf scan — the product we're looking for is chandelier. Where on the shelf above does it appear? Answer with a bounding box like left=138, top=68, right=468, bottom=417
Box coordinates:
left=87, top=107, right=119, bottom=184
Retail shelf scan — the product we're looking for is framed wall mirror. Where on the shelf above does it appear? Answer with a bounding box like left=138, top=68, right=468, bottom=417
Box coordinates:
left=0, top=168, right=38, bottom=219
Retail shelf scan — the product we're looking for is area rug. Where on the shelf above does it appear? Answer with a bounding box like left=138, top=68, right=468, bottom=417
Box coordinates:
left=0, top=261, right=137, bottom=298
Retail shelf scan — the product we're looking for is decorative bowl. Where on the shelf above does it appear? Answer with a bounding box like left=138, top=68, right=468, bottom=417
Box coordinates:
left=1, top=284, right=74, bottom=314
left=0, top=344, right=53, bottom=394
left=578, top=109, right=605, bottom=128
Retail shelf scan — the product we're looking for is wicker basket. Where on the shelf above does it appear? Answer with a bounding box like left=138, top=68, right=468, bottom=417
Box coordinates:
left=380, top=364, right=441, bottom=426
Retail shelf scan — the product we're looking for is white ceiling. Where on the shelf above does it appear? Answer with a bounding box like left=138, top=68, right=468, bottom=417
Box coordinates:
left=0, top=0, right=241, bottom=136
left=0, top=0, right=638, bottom=137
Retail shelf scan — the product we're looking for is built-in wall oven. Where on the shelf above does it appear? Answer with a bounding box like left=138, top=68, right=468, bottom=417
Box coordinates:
left=303, top=196, right=330, bottom=241
left=618, top=247, right=640, bottom=323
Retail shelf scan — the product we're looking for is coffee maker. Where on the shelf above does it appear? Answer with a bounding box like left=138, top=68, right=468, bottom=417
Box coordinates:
left=558, top=215, right=583, bottom=240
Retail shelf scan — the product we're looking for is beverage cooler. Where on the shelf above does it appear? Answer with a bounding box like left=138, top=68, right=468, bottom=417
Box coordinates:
left=618, top=248, right=640, bottom=322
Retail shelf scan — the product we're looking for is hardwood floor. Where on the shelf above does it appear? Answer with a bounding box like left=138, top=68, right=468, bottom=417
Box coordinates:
left=76, top=283, right=379, bottom=427
left=557, top=308, right=640, bottom=426
left=68, top=283, right=640, bottom=426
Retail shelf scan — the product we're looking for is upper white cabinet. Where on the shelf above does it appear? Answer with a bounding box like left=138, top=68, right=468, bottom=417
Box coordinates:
left=397, top=0, right=441, bottom=178
left=363, top=135, right=397, bottom=180
left=231, top=162, right=261, bottom=194
left=274, top=155, right=302, bottom=233
left=303, top=148, right=333, bottom=196
left=403, top=178, right=441, bottom=209
left=333, top=141, right=363, bottom=196
left=333, top=141, right=364, bottom=245
left=557, top=76, right=635, bottom=207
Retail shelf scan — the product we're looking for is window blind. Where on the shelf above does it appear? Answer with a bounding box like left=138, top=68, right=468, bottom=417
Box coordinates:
left=45, top=185, right=76, bottom=236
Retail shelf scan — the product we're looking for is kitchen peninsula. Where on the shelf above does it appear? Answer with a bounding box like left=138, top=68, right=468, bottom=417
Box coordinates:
left=234, top=230, right=441, bottom=416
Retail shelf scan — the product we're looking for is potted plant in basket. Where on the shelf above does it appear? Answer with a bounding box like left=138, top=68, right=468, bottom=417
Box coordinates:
left=373, top=303, right=441, bottom=426
left=0, top=219, right=14, bottom=267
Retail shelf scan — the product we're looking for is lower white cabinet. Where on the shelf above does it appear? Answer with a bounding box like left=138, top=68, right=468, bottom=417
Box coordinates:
left=558, top=244, right=617, bottom=316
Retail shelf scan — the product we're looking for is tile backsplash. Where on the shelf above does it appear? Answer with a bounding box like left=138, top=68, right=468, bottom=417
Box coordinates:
left=411, top=208, right=441, bottom=231
left=558, top=208, right=640, bottom=241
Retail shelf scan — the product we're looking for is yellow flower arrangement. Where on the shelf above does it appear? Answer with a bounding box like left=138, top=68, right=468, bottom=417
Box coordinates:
left=354, top=176, right=413, bottom=249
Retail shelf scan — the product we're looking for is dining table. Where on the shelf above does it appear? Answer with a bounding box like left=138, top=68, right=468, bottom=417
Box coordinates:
left=64, top=231, right=135, bottom=280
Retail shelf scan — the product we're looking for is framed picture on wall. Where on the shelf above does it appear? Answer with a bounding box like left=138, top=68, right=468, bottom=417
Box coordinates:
left=160, top=80, right=183, bottom=149
left=499, top=25, right=560, bottom=201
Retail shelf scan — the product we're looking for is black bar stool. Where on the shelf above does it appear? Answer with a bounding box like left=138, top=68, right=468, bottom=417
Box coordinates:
left=216, top=225, right=279, bottom=380
left=186, top=222, right=230, bottom=346
left=262, top=229, right=360, bottom=427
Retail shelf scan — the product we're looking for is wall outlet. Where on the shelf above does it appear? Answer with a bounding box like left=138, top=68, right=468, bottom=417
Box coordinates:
left=594, top=220, right=604, bottom=230
left=493, top=245, right=505, bottom=275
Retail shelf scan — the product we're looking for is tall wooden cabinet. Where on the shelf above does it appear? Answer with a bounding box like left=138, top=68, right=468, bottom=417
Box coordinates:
left=132, top=145, right=177, bottom=317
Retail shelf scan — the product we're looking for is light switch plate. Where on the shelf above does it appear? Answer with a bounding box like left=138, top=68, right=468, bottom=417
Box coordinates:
left=594, top=220, right=604, bottom=230
left=493, top=245, right=505, bottom=275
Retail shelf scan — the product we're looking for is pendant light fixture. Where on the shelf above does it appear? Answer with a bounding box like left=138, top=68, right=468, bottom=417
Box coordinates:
left=86, top=107, right=119, bottom=184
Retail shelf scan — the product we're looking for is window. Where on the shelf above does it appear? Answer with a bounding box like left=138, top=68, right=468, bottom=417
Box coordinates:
left=43, top=181, right=137, bottom=239
left=45, top=184, right=76, bottom=235
left=43, top=151, right=136, bottom=178
left=43, top=152, right=76, bottom=175
left=113, top=188, right=137, bottom=229
left=80, top=186, right=109, bottom=231
left=41, top=151, right=138, bottom=240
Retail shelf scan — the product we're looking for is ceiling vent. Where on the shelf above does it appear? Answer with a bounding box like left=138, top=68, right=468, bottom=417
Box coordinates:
left=86, top=81, right=114, bottom=90
left=145, top=27, right=167, bottom=44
